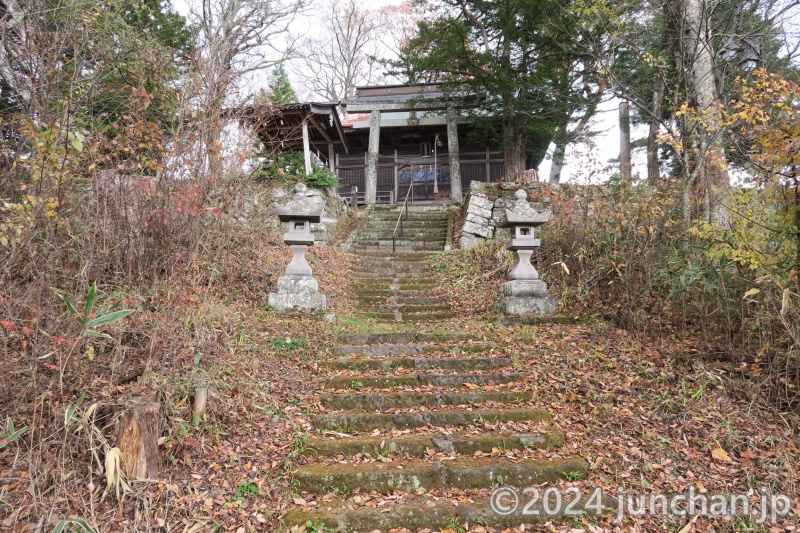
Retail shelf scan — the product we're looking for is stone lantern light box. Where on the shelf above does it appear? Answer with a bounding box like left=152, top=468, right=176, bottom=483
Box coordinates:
left=493, top=189, right=556, bottom=316
left=268, top=184, right=327, bottom=312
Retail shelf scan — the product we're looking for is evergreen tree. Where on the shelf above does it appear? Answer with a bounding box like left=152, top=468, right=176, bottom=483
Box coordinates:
left=267, top=62, right=298, bottom=104
left=394, top=0, right=604, bottom=177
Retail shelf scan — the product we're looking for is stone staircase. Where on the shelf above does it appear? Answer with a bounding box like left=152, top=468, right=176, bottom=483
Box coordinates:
left=348, top=205, right=455, bottom=322
left=284, top=332, right=591, bottom=531
left=350, top=205, right=449, bottom=254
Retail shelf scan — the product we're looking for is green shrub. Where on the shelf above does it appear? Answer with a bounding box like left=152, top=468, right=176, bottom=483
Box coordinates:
left=304, top=168, right=341, bottom=189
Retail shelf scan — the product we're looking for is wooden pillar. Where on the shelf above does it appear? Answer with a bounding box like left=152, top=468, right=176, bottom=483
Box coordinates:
left=446, top=105, right=462, bottom=204
left=366, top=110, right=380, bottom=204
left=393, top=149, right=399, bottom=204
left=302, top=118, right=312, bottom=176
left=328, top=143, right=335, bottom=172
left=485, top=146, right=491, bottom=183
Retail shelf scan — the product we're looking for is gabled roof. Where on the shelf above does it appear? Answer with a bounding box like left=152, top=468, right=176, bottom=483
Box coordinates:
left=235, top=102, right=349, bottom=154
left=343, top=83, right=479, bottom=113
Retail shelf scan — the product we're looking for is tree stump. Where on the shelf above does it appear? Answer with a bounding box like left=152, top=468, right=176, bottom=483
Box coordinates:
left=115, top=402, right=162, bottom=480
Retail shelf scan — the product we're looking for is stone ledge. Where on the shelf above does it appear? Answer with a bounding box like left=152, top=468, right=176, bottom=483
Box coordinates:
left=496, top=315, right=579, bottom=325
left=493, top=295, right=556, bottom=316
left=267, top=292, right=326, bottom=313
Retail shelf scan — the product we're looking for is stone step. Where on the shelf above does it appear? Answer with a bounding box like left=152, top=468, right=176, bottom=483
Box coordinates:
left=355, top=236, right=446, bottom=243
left=359, top=225, right=449, bottom=233
left=332, top=342, right=493, bottom=357
left=355, top=237, right=447, bottom=246
left=350, top=266, right=437, bottom=273
left=327, top=356, right=508, bottom=372
left=353, top=285, right=442, bottom=294
left=328, top=371, right=523, bottom=390
left=283, top=490, right=613, bottom=531
left=360, top=222, right=448, bottom=230
left=320, top=389, right=531, bottom=410
left=356, top=252, right=432, bottom=260
left=351, top=245, right=445, bottom=253
left=372, top=205, right=449, bottom=211
left=365, top=220, right=449, bottom=228
left=348, top=269, right=435, bottom=278
left=392, top=296, right=451, bottom=305
left=354, top=290, right=442, bottom=300
left=352, top=262, right=432, bottom=271
left=359, top=304, right=453, bottom=314
left=350, top=289, right=438, bottom=299
left=350, top=276, right=440, bottom=285
left=352, top=297, right=448, bottom=306
left=358, top=229, right=448, bottom=237
left=368, top=213, right=450, bottom=220
left=312, top=406, right=549, bottom=433
left=364, top=311, right=457, bottom=321
left=336, top=332, right=475, bottom=345
left=301, top=429, right=564, bottom=457
left=293, top=455, right=588, bottom=494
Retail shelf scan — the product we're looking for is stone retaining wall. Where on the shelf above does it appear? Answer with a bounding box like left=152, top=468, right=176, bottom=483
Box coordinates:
left=459, top=182, right=517, bottom=248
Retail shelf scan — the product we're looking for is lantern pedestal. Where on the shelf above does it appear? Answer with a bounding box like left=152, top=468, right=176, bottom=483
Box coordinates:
left=268, top=183, right=327, bottom=313
left=268, top=275, right=327, bottom=313
left=493, top=281, right=556, bottom=316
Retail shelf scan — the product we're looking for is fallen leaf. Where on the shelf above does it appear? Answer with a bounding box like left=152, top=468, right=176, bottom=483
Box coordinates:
left=711, top=447, right=732, bottom=463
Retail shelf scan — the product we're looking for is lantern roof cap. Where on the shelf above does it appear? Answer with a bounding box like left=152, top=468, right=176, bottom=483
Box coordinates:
left=496, top=189, right=551, bottom=228
left=276, top=183, right=324, bottom=222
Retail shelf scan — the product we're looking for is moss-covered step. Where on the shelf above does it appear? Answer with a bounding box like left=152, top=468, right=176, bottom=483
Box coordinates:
left=327, top=356, right=507, bottom=372
left=354, top=279, right=440, bottom=289
left=301, top=429, right=565, bottom=458
left=320, top=389, right=531, bottom=410
left=358, top=229, right=448, bottom=237
left=366, top=311, right=457, bottom=321
left=351, top=244, right=445, bottom=253
left=352, top=297, right=449, bottom=307
left=283, top=491, right=615, bottom=531
left=350, top=276, right=439, bottom=289
left=311, top=406, right=549, bottom=432
left=331, top=342, right=494, bottom=357
left=359, top=304, right=453, bottom=314
left=326, top=371, right=523, bottom=390
left=350, top=289, right=437, bottom=299
left=351, top=267, right=435, bottom=276
left=293, top=455, right=588, bottom=494
left=355, top=237, right=447, bottom=245
left=336, top=332, right=476, bottom=345
left=355, top=254, right=431, bottom=262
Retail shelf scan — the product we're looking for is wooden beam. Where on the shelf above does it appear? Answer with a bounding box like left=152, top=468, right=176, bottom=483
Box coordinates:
left=344, top=98, right=479, bottom=113
left=308, top=115, right=332, bottom=143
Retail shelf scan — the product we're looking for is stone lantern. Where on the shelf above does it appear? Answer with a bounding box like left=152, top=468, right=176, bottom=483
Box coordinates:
left=493, top=189, right=556, bottom=316
left=268, top=183, right=327, bottom=313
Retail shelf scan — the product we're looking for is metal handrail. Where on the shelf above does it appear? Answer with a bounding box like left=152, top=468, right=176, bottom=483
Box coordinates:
left=392, top=170, right=414, bottom=253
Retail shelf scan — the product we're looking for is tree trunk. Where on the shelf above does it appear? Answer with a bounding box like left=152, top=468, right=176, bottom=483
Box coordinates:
left=682, top=0, right=729, bottom=223
left=549, top=142, right=566, bottom=184
left=619, top=101, right=632, bottom=181
left=647, top=74, right=665, bottom=181
left=502, top=115, right=526, bottom=180
left=115, top=402, right=162, bottom=480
